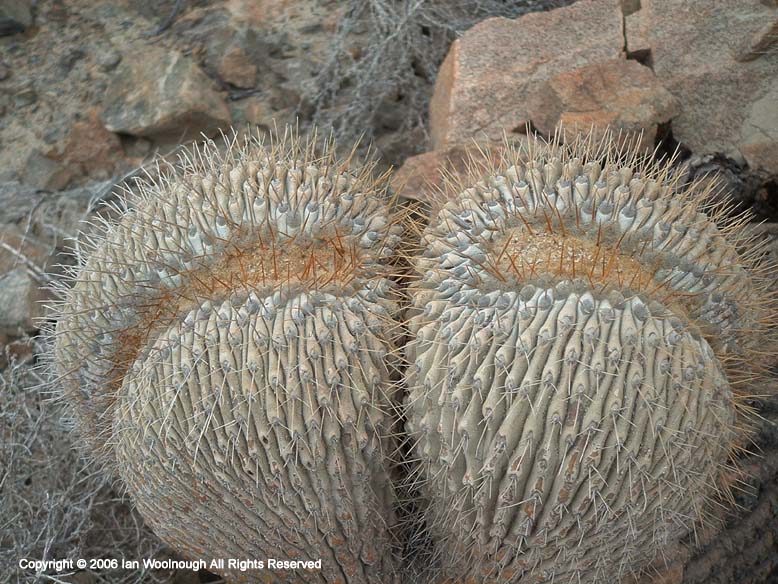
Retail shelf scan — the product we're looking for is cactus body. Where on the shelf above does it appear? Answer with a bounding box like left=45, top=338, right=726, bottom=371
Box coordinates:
left=404, top=134, right=775, bottom=583
left=51, top=131, right=403, bottom=583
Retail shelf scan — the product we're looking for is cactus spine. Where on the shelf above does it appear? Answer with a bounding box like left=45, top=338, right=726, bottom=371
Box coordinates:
left=403, top=132, right=776, bottom=583
left=49, top=129, right=404, bottom=583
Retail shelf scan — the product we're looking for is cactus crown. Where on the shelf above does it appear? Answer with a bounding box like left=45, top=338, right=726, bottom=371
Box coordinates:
left=416, top=130, right=777, bottom=390
left=47, top=129, right=403, bottom=468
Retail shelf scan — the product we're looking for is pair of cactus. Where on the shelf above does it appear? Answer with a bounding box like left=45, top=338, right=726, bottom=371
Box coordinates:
left=47, top=128, right=776, bottom=583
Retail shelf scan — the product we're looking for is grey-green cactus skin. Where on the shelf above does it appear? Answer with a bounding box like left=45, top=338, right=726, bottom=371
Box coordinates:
left=404, top=135, right=772, bottom=583
left=51, top=132, right=403, bottom=583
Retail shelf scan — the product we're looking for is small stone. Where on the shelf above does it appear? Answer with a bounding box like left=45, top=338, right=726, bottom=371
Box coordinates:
left=42, top=126, right=66, bottom=146
left=218, top=44, right=257, bottom=88
left=0, top=224, right=51, bottom=334
left=0, top=63, right=9, bottom=81
left=237, top=96, right=292, bottom=131
left=0, top=182, right=44, bottom=224
left=14, top=84, right=36, bottom=108
left=17, top=111, right=122, bottom=190
left=240, top=96, right=274, bottom=126
left=58, top=49, right=86, bottom=74
left=96, top=47, right=122, bottom=71
left=19, top=150, right=74, bottom=190
left=226, top=0, right=307, bottom=24
left=526, top=59, right=677, bottom=151
left=429, top=0, right=624, bottom=150
left=101, top=45, right=231, bottom=140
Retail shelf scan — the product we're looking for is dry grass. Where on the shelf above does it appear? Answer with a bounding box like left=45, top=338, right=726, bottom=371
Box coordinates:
left=0, top=331, right=176, bottom=584
left=309, top=0, right=574, bottom=154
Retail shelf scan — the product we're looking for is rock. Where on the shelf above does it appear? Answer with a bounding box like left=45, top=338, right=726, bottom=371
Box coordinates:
left=218, top=44, right=257, bottom=88
left=644, top=0, right=778, bottom=173
left=226, top=0, right=309, bottom=24
left=429, top=0, right=624, bottom=150
left=19, top=150, right=75, bottom=190
left=236, top=96, right=293, bottom=131
left=96, top=46, right=122, bottom=71
left=0, top=182, right=44, bottom=223
left=738, top=79, right=778, bottom=173
left=391, top=142, right=511, bottom=213
left=374, top=125, right=427, bottom=172
left=391, top=149, right=450, bottom=204
left=60, top=109, right=123, bottom=180
left=58, top=49, right=86, bottom=75
left=16, top=111, right=122, bottom=190
left=101, top=46, right=231, bottom=140
left=0, top=0, right=32, bottom=36
left=737, top=18, right=778, bottom=62
left=30, top=180, right=115, bottom=242
left=625, top=9, right=651, bottom=57
left=13, top=83, right=36, bottom=108
left=239, top=96, right=275, bottom=126
left=0, top=224, right=51, bottom=334
left=526, top=59, right=676, bottom=150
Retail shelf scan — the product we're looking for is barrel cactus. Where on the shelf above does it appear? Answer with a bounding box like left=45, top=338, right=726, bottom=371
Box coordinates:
left=403, top=132, right=776, bottom=583
left=49, top=129, right=404, bottom=583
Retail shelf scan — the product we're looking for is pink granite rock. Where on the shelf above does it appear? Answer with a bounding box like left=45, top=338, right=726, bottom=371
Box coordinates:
left=526, top=59, right=677, bottom=151
left=429, top=0, right=624, bottom=150
left=643, top=0, right=778, bottom=173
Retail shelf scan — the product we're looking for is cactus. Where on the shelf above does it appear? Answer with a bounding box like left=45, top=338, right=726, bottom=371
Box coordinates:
left=403, top=132, right=777, bottom=583
left=48, top=129, right=405, bottom=583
